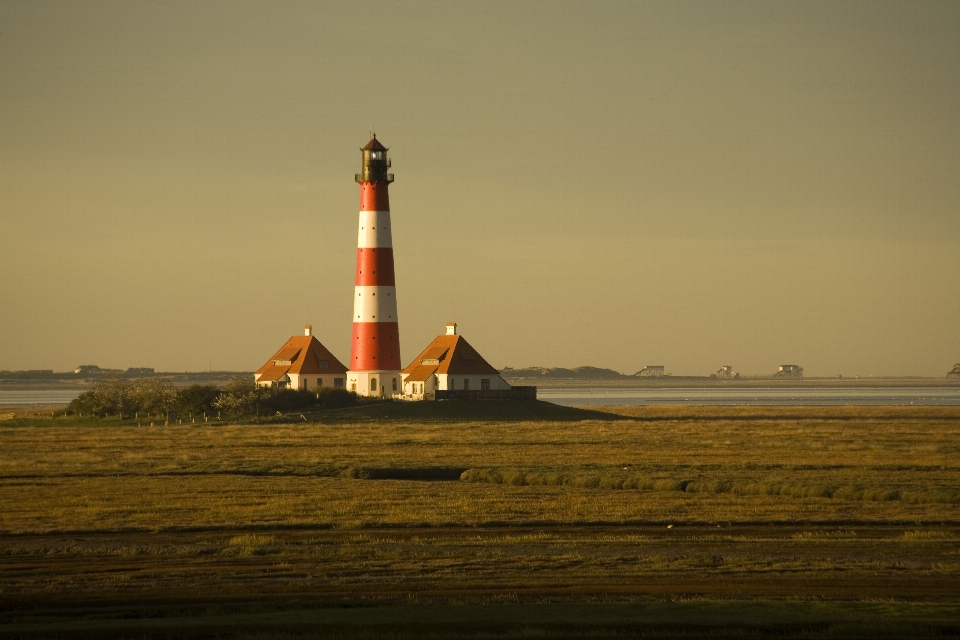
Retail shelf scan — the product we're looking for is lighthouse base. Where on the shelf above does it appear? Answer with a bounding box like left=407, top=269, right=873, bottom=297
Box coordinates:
left=347, top=370, right=402, bottom=398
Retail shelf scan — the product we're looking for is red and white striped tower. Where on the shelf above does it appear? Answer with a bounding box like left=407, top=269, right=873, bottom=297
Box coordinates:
left=346, top=134, right=401, bottom=397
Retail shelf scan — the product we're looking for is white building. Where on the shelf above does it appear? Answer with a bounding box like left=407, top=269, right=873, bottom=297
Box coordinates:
left=400, top=323, right=511, bottom=400
left=254, top=325, right=347, bottom=391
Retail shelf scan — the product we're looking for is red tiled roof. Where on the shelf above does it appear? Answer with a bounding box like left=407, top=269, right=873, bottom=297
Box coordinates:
left=362, top=135, right=387, bottom=151
left=256, top=366, right=291, bottom=383
left=401, top=334, right=500, bottom=376
left=272, top=346, right=302, bottom=363
left=255, top=334, right=348, bottom=378
left=404, top=364, right=438, bottom=383
left=419, top=346, right=449, bottom=362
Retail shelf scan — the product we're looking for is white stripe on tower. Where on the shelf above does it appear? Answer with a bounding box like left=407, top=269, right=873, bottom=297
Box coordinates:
left=357, top=211, right=393, bottom=249
left=353, top=286, right=398, bottom=323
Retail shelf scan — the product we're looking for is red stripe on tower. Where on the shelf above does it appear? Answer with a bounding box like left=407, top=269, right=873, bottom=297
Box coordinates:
left=347, top=135, right=401, bottom=397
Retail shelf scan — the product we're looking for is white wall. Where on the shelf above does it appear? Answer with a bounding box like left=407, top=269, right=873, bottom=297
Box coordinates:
left=348, top=370, right=401, bottom=397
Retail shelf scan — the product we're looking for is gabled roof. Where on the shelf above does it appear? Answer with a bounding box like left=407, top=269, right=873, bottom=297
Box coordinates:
left=401, top=333, right=500, bottom=376
left=257, top=366, right=291, bottom=383
left=419, top=346, right=449, bottom=363
left=255, top=334, right=348, bottom=378
left=362, top=135, right=387, bottom=151
left=404, top=364, right=438, bottom=383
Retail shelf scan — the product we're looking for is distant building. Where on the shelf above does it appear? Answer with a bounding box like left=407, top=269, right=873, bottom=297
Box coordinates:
left=948, top=364, right=960, bottom=378
left=716, top=365, right=735, bottom=378
left=74, top=365, right=102, bottom=375
left=400, top=323, right=511, bottom=400
left=774, top=364, right=803, bottom=378
left=126, top=367, right=155, bottom=376
left=255, top=325, right=347, bottom=391
left=635, top=366, right=666, bottom=377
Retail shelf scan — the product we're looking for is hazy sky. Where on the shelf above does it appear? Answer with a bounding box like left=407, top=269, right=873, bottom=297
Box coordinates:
left=2, top=1, right=958, bottom=376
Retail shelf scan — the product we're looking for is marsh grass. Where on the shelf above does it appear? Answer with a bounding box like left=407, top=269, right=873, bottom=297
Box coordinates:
left=1, top=405, right=960, bottom=635
left=1, top=406, right=959, bottom=533
left=459, top=466, right=960, bottom=505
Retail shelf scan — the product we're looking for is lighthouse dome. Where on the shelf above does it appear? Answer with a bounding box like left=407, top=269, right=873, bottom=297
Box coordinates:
left=357, top=134, right=393, bottom=183
left=362, top=135, right=388, bottom=152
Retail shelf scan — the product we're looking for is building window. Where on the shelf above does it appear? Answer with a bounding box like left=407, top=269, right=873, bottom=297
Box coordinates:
left=350, top=382, right=356, bottom=391
left=371, top=378, right=378, bottom=391
left=463, top=379, right=470, bottom=391
left=481, top=379, right=490, bottom=391
left=320, top=360, right=329, bottom=369
left=316, top=378, right=322, bottom=388
left=392, top=378, right=397, bottom=391
left=334, top=378, right=344, bottom=389
left=449, top=379, right=454, bottom=390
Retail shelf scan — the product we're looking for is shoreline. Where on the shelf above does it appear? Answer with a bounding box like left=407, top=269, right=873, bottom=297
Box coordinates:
left=507, top=376, right=960, bottom=389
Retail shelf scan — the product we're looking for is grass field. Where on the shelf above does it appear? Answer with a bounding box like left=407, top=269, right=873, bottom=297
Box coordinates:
left=1, top=402, right=959, bottom=637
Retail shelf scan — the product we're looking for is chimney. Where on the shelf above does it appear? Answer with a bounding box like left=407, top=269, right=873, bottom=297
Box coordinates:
left=445, top=322, right=457, bottom=336
left=304, top=324, right=312, bottom=337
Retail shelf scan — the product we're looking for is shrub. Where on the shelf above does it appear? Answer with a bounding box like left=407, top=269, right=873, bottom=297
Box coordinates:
left=263, top=389, right=314, bottom=412
left=128, top=377, right=176, bottom=416
left=214, top=377, right=270, bottom=417
left=67, top=375, right=132, bottom=417
left=314, top=387, right=357, bottom=410
left=176, top=385, right=221, bottom=416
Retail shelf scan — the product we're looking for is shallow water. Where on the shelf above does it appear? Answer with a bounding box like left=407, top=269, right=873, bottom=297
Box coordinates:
left=0, top=389, right=85, bottom=407
left=539, top=386, right=960, bottom=406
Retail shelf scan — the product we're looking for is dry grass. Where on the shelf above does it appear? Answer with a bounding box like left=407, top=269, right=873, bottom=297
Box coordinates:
left=1, top=404, right=958, bottom=533
left=1, top=404, right=959, bottom=636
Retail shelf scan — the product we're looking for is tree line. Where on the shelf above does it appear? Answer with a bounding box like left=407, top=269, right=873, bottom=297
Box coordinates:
left=68, top=375, right=359, bottom=419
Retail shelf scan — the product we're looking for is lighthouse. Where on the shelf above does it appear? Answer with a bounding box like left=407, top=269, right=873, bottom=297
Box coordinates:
left=346, top=135, right=402, bottom=397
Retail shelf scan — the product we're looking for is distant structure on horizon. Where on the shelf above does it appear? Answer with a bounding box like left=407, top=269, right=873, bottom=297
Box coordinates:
left=775, top=364, right=803, bottom=378
left=716, top=365, right=737, bottom=378
left=74, top=365, right=101, bottom=375
left=635, top=366, right=666, bottom=377
left=347, top=135, right=402, bottom=397
left=948, top=364, right=960, bottom=378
